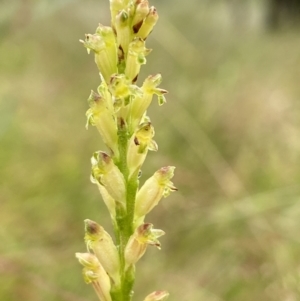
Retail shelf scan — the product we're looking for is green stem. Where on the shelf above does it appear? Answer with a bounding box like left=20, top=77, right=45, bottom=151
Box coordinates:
left=126, top=176, right=138, bottom=231
left=114, top=118, right=137, bottom=301
left=116, top=118, right=129, bottom=178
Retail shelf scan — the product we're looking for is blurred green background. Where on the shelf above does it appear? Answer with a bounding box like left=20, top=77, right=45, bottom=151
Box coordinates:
left=1, top=0, right=300, bottom=300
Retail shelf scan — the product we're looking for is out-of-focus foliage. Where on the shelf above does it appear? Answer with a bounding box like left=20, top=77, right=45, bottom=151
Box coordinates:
left=1, top=0, right=300, bottom=300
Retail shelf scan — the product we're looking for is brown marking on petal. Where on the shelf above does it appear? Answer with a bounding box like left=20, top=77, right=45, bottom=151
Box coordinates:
left=93, top=93, right=101, bottom=103
left=118, top=45, right=124, bottom=60
left=160, top=89, right=168, bottom=94
left=133, top=20, right=144, bottom=33
left=118, top=117, right=126, bottom=129
left=138, top=223, right=152, bottom=234
left=143, top=124, right=150, bottom=131
left=85, top=220, right=100, bottom=235
left=112, top=25, right=117, bottom=35
left=100, top=151, right=110, bottom=163
left=132, top=73, right=139, bottom=83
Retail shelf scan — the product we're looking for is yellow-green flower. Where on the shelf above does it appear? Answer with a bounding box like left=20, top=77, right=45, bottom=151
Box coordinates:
left=84, top=219, right=120, bottom=286
left=134, top=166, right=177, bottom=226
left=124, top=223, right=165, bottom=268
left=86, top=91, right=119, bottom=158
left=75, top=252, right=112, bottom=301
left=127, top=122, right=157, bottom=178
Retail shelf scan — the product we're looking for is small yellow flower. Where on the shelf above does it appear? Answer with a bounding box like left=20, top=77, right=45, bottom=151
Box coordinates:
left=125, top=38, right=151, bottom=82
left=80, top=30, right=118, bottom=82
left=84, top=219, right=121, bottom=286
left=86, top=91, right=119, bottom=158
left=91, top=151, right=126, bottom=207
left=75, top=252, right=112, bottom=301
left=129, top=74, right=168, bottom=132
left=127, top=122, right=157, bottom=178
left=124, top=223, right=165, bottom=268
left=134, top=166, right=177, bottom=225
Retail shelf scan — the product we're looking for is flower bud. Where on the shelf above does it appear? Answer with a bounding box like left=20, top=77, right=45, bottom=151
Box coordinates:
left=80, top=32, right=117, bottom=83
left=84, top=219, right=120, bottom=285
left=136, top=6, right=159, bottom=40
left=132, top=0, right=150, bottom=33
left=127, top=122, right=157, bottom=178
left=124, top=223, right=165, bottom=268
left=86, top=91, right=119, bottom=157
left=144, top=291, right=170, bottom=301
left=75, top=252, right=112, bottom=301
left=91, top=151, right=126, bottom=207
left=115, top=10, right=132, bottom=56
left=125, top=38, right=151, bottom=83
left=109, top=0, right=123, bottom=29
left=135, top=166, right=177, bottom=222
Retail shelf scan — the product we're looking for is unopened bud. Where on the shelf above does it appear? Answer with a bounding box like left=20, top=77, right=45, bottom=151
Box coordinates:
left=91, top=151, right=126, bottom=207
left=132, top=0, right=150, bottom=33
left=135, top=166, right=177, bottom=222
left=84, top=219, right=120, bottom=285
left=109, top=0, right=123, bottom=29
left=144, top=291, right=170, bottom=301
left=127, top=122, right=157, bottom=178
left=75, top=252, right=112, bottom=301
left=115, top=10, right=131, bottom=56
left=124, top=223, right=165, bottom=268
left=86, top=91, right=119, bottom=157
left=136, top=6, right=159, bottom=40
